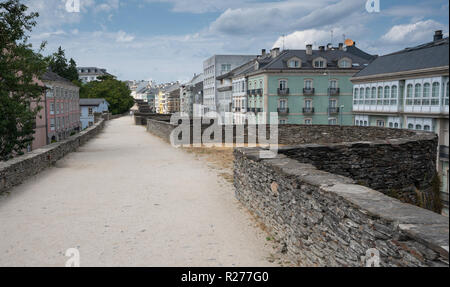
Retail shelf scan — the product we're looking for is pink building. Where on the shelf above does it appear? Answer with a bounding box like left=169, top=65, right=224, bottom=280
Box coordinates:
left=41, top=71, right=81, bottom=144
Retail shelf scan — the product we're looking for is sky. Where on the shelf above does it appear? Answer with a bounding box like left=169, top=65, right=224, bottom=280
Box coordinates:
left=24, top=0, right=449, bottom=83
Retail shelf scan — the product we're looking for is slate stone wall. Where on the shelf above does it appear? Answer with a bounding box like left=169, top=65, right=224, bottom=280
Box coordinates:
left=234, top=148, right=449, bottom=267
left=0, top=120, right=105, bottom=194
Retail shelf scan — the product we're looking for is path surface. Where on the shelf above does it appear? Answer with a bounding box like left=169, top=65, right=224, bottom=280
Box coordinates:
left=0, top=117, right=278, bottom=267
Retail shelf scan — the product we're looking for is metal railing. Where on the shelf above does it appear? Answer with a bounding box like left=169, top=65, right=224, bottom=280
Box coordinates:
left=277, top=88, right=290, bottom=95
left=303, top=107, right=315, bottom=114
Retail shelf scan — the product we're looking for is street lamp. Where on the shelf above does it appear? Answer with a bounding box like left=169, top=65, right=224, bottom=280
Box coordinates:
left=340, top=105, right=345, bottom=126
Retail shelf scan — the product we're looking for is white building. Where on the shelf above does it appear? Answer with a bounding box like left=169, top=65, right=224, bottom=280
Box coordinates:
left=77, top=67, right=114, bottom=83
left=351, top=31, right=449, bottom=215
left=202, top=55, right=256, bottom=118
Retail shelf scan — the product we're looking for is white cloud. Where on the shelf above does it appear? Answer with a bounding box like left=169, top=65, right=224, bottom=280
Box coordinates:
left=116, top=30, right=135, bottom=42
left=381, top=20, right=448, bottom=44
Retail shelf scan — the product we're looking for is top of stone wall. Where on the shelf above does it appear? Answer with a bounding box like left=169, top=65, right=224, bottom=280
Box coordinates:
left=277, top=125, right=435, bottom=146
left=235, top=147, right=449, bottom=259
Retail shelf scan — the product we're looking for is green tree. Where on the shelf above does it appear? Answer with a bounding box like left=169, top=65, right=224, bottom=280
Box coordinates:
left=80, top=77, right=134, bottom=115
left=45, top=46, right=79, bottom=82
left=0, top=0, right=47, bottom=161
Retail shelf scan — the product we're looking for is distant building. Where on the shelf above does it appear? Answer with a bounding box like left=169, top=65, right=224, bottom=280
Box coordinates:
left=77, top=67, right=115, bottom=83
left=203, top=55, right=256, bottom=117
left=167, top=84, right=181, bottom=114
left=156, top=82, right=178, bottom=114
left=79, top=98, right=109, bottom=129
left=351, top=31, right=449, bottom=215
left=180, top=73, right=203, bottom=117
left=41, top=71, right=81, bottom=144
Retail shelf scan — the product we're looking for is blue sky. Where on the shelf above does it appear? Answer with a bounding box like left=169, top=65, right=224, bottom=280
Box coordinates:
left=26, top=0, right=449, bottom=83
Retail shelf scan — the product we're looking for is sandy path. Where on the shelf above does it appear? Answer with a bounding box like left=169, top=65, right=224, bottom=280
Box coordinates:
left=0, top=117, right=278, bottom=267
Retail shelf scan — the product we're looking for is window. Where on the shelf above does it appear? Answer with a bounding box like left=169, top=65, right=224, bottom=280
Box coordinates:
left=423, top=83, right=431, bottom=105
left=406, top=84, right=413, bottom=105
left=50, top=119, right=55, bottom=131
left=328, top=118, right=337, bottom=125
left=432, top=82, right=440, bottom=105
left=314, top=59, right=325, bottom=68
left=359, top=88, right=365, bottom=105
left=408, top=123, right=414, bottom=129
left=305, top=99, right=312, bottom=108
left=279, top=119, right=286, bottom=124
left=365, top=88, right=370, bottom=105
left=445, top=82, right=449, bottom=106
left=414, top=84, right=422, bottom=105
left=424, top=125, right=431, bottom=131
left=416, top=124, right=422, bottom=130
left=356, top=120, right=360, bottom=126
left=339, top=59, right=350, bottom=68
left=305, top=80, right=312, bottom=90
left=376, top=120, right=385, bottom=127
left=50, top=103, right=55, bottom=115
left=279, top=99, right=287, bottom=109
left=288, top=59, right=300, bottom=68
left=329, top=80, right=338, bottom=89
left=371, top=87, right=376, bottom=105
left=389, top=122, right=394, bottom=128
left=377, top=87, right=383, bottom=105
left=329, top=99, right=337, bottom=108
left=391, top=85, right=398, bottom=105
left=88, top=107, right=93, bottom=116
left=279, top=80, right=287, bottom=91
left=383, top=86, right=390, bottom=105
left=305, top=119, right=312, bottom=125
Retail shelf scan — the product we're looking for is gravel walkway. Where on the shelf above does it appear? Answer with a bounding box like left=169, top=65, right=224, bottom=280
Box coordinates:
left=0, top=117, right=278, bottom=267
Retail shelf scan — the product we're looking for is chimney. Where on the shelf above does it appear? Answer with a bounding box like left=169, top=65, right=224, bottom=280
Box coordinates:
left=319, top=46, right=325, bottom=52
left=434, top=30, right=443, bottom=41
left=271, top=47, right=280, bottom=58
left=261, top=49, right=266, bottom=56
left=326, top=43, right=332, bottom=50
left=338, top=43, right=344, bottom=50
left=306, top=44, right=313, bottom=55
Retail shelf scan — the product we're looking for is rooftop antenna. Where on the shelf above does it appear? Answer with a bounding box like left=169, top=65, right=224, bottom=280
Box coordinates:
left=330, top=29, right=334, bottom=45
left=282, top=34, right=285, bottom=51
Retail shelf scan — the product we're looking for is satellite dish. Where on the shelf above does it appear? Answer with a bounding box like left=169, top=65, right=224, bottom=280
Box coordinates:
left=345, top=39, right=354, bottom=46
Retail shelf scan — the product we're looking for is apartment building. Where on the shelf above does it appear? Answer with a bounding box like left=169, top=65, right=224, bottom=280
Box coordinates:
left=235, top=44, right=374, bottom=125
left=180, top=73, right=203, bottom=118
left=42, top=71, right=81, bottom=143
left=351, top=31, right=449, bottom=215
left=202, top=55, right=256, bottom=117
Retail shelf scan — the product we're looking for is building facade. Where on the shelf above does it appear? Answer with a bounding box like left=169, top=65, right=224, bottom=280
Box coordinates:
left=77, top=67, right=114, bottom=83
left=351, top=31, right=449, bottom=215
left=79, top=98, right=109, bottom=130
left=180, top=73, right=203, bottom=118
left=203, top=55, right=256, bottom=117
left=42, top=71, right=81, bottom=144
left=232, top=45, right=374, bottom=125
left=167, top=84, right=181, bottom=114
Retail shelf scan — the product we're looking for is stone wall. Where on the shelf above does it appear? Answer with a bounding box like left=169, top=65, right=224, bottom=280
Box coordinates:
left=234, top=148, right=449, bottom=267
left=0, top=120, right=105, bottom=194
left=278, top=134, right=438, bottom=207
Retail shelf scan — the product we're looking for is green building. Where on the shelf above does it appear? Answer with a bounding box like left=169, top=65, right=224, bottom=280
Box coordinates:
left=235, top=45, right=375, bottom=125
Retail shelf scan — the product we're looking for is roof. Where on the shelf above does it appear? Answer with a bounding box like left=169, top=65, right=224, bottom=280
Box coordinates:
left=79, top=98, right=108, bottom=106
left=260, top=48, right=374, bottom=71
left=41, top=71, right=79, bottom=87
left=354, top=37, right=449, bottom=78
left=216, top=53, right=275, bottom=80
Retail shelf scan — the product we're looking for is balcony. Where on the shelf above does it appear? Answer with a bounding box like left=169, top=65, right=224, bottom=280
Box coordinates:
left=277, top=88, right=290, bottom=96
left=302, top=107, right=315, bottom=114
left=328, top=88, right=340, bottom=96
left=277, top=108, right=289, bottom=115
left=255, top=108, right=263, bottom=113
left=255, top=89, right=263, bottom=95
left=303, top=88, right=315, bottom=95
left=328, top=107, right=340, bottom=114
